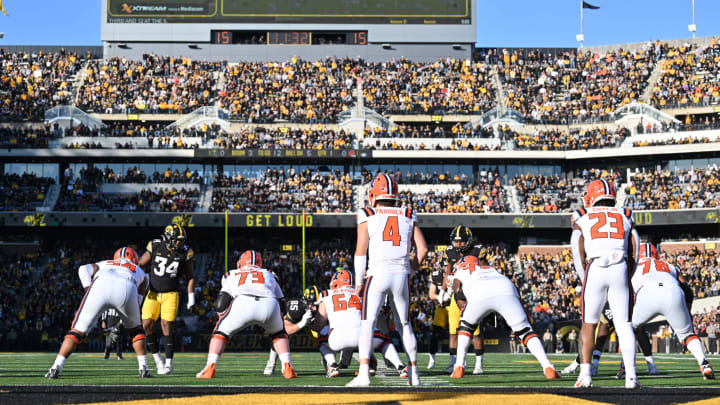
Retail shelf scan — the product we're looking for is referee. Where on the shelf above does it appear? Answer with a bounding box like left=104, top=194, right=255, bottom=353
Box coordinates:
left=101, top=308, right=124, bottom=360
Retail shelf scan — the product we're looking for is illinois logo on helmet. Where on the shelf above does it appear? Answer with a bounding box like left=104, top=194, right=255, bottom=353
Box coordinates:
left=330, top=270, right=353, bottom=290
left=237, top=250, right=262, bottom=268
left=638, top=243, right=659, bottom=260
left=583, top=178, right=616, bottom=208
left=367, top=173, right=398, bottom=207
left=114, top=247, right=139, bottom=265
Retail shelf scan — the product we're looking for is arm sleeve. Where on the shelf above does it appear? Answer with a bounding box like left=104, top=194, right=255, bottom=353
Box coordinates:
left=354, top=255, right=367, bottom=289
left=570, top=229, right=585, bottom=282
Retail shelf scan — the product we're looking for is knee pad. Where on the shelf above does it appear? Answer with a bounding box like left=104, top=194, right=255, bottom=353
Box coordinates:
left=127, top=326, right=146, bottom=343
left=516, top=326, right=538, bottom=346
left=212, top=331, right=231, bottom=343
left=457, top=320, right=476, bottom=338
left=65, top=330, right=84, bottom=344
left=681, top=334, right=699, bottom=347
left=271, top=330, right=288, bottom=344
left=215, top=291, right=233, bottom=313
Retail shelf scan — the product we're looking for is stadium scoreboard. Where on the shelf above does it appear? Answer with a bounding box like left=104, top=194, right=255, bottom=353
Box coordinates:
left=102, top=0, right=476, bottom=59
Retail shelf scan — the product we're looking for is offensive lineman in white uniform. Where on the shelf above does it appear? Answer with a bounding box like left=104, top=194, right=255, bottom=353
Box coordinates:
left=347, top=173, right=428, bottom=387
left=571, top=178, right=639, bottom=388
left=630, top=243, right=714, bottom=380
left=196, top=250, right=297, bottom=379
left=45, top=247, right=151, bottom=379
left=314, top=270, right=408, bottom=378
left=449, top=254, right=561, bottom=379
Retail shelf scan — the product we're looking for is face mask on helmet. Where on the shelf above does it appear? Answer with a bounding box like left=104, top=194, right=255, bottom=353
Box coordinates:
left=449, top=225, right=473, bottom=251
left=162, top=224, right=187, bottom=252
left=303, top=285, right=320, bottom=307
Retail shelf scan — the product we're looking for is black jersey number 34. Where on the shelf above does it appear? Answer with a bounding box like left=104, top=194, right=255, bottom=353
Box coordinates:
left=154, top=256, right=179, bottom=278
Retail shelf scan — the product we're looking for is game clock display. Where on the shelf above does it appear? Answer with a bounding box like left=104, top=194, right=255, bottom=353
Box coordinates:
left=211, top=30, right=368, bottom=45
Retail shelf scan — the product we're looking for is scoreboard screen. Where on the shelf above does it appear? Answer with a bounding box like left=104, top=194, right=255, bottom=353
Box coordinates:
left=107, top=0, right=472, bottom=24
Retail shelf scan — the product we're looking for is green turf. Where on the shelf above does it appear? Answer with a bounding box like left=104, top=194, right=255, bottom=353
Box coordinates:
left=1, top=352, right=717, bottom=388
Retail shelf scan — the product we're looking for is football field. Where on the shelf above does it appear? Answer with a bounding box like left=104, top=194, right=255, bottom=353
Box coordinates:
left=1, top=352, right=718, bottom=404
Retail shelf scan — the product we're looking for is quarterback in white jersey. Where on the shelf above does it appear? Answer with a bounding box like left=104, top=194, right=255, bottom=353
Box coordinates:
left=347, top=173, right=428, bottom=387
left=449, top=254, right=560, bottom=379
left=196, top=250, right=297, bottom=379
left=570, top=178, right=639, bottom=389
left=45, top=247, right=152, bottom=379
left=314, top=270, right=407, bottom=378
left=631, top=243, right=714, bottom=380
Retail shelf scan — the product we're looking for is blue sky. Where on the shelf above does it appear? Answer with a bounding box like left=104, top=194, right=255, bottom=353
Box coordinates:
left=0, top=0, right=717, bottom=47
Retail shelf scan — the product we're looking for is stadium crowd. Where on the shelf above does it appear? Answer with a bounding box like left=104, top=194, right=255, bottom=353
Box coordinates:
left=511, top=168, right=624, bottom=213
left=76, top=54, right=223, bottom=115
left=210, top=168, right=354, bottom=213
left=0, top=173, right=55, bottom=211
left=651, top=41, right=720, bottom=109
left=624, top=166, right=720, bottom=210
left=508, top=126, right=631, bottom=150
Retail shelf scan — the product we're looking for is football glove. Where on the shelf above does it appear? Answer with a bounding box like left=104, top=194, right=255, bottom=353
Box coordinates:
left=296, top=309, right=314, bottom=329
left=436, top=288, right=446, bottom=305
left=187, top=292, right=196, bottom=310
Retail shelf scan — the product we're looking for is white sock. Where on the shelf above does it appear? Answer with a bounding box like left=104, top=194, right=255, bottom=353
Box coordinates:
left=137, top=354, right=148, bottom=369
left=207, top=353, right=219, bottom=365
left=525, top=336, right=552, bottom=369
left=153, top=353, right=164, bottom=363
left=52, top=355, right=67, bottom=370
left=319, top=344, right=336, bottom=367
left=279, top=352, right=291, bottom=365
left=614, top=321, right=637, bottom=380
left=266, top=348, right=278, bottom=365
left=645, top=356, right=655, bottom=366
left=686, top=338, right=707, bottom=366
left=358, top=363, right=370, bottom=378
left=380, top=342, right=404, bottom=369
left=580, top=363, right=591, bottom=375
left=475, top=354, right=483, bottom=368
left=429, top=353, right=435, bottom=361
left=455, top=334, right=471, bottom=368
left=165, top=358, right=173, bottom=368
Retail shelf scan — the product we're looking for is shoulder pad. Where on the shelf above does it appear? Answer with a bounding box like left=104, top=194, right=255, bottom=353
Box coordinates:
left=362, top=207, right=375, bottom=217
left=623, top=208, right=633, bottom=219
left=575, top=207, right=587, bottom=217
left=404, top=206, right=414, bottom=219
left=320, top=289, right=328, bottom=298
left=185, top=247, right=194, bottom=260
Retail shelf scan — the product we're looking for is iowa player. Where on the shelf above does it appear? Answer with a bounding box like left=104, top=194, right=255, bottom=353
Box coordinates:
left=441, top=225, right=485, bottom=374
left=427, top=255, right=449, bottom=369
left=139, top=224, right=195, bottom=375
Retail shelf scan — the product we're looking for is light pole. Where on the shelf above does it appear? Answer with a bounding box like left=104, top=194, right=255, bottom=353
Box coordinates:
left=688, top=0, right=697, bottom=39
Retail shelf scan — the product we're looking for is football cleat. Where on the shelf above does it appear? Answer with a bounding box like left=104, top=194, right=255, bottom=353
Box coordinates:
left=398, top=365, right=408, bottom=378
left=282, top=363, right=297, bottom=379
left=625, top=377, right=641, bottom=389
left=427, top=355, right=435, bottom=369
left=44, top=367, right=60, bottom=379
left=472, top=364, right=484, bottom=375
left=561, top=362, right=579, bottom=375
left=544, top=367, right=561, bottom=379
left=408, top=368, right=420, bottom=386
left=139, top=366, right=153, bottom=378
left=346, top=374, right=371, bottom=387
left=153, top=354, right=166, bottom=374
left=158, top=363, right=173, bottom=375
left=196, top=363, right=216, bottom=379
left=117, top=355, right=124, bottom=360
left=263, top=361, right=276, bottom=376
left=327, top=364, right=340, bottom=378
left=701, top=362, right=715, bottom=380
left=443, top=364, right=455, bottom=375
left=574, top=373, right=592, bottom=388
left=647, top=363, right=659, bottom=375
left=615, top=367, right=626, bottom=380
left=451, top=366, right=465, bottom=379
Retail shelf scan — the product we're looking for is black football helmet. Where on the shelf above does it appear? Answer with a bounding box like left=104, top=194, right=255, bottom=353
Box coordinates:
left=449, top=225, right=474, bottom=253
left=303, top=285, right=321, bottom=307
left=162, top=223, right=187, bottom=252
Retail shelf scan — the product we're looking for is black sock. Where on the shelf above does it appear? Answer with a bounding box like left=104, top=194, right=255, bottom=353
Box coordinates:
left=164, top=334, right=174, bottom=359
left=147, top=333, right=159, bottom=354
left=475, top=348, right=484, bottom=356
left=450, top=347, right=457, bottom=356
